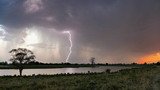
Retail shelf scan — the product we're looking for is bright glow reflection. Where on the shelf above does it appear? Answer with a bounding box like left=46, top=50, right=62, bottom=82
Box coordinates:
left=24, top=28, right=41, bottom=45
left=0, top=25, right=6, bottom=39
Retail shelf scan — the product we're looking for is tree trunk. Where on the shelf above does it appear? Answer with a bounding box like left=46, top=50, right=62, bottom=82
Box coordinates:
left=19, top=60, right=23, bottom=76
left=19, top=68, right=23, bottom=76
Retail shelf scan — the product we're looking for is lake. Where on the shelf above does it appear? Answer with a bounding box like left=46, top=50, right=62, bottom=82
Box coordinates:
left=0, top=66, right=132, bottom=76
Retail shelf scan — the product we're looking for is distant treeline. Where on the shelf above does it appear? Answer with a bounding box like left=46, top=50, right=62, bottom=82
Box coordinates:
left=0, top=61, right=160, bottom=65
left=0, top=61, right=8, bottom=65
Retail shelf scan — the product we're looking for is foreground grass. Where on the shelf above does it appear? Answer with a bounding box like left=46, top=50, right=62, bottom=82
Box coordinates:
left=0, top=66, right=159, bottom=90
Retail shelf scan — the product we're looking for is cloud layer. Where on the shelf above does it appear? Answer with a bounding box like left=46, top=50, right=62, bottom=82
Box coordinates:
left=0, top=0, right=160, bottom=63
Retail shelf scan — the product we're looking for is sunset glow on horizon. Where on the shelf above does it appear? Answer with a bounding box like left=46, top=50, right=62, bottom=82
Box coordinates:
left=138, top=52, right=160, bottom=64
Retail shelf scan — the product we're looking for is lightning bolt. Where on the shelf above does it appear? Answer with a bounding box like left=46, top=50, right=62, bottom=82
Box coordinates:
left=62, top=31, right=72, bottom=62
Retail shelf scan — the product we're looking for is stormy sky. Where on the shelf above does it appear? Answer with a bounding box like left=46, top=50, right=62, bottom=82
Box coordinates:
left=0, top=0, right=160, bottom=63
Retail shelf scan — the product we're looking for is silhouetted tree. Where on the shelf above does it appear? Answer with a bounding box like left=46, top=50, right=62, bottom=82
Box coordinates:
left=131, top=62, right=137, bottom=65
left=156, top=62, right=160, bottom=65
left=0, top=61, right=8, bottom=65
left=144, top=62, right=147, bottom=65
left=9, top=48, right=35, bottom=76
left=90, top=57, right=95, bottom=65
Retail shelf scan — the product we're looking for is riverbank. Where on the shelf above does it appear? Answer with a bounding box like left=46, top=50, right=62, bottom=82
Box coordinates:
left=0, top=66, right=159, bottom=90
left=0, top=63, right=142, bottom=69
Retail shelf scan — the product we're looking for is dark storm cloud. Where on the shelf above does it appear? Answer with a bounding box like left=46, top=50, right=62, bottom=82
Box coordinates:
left=0, top=0, right=118, bottom=29
left=1, top=0, right=160, bottom=63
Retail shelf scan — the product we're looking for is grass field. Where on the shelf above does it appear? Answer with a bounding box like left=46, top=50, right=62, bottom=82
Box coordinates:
left=0, top=65, right=159, bottom=90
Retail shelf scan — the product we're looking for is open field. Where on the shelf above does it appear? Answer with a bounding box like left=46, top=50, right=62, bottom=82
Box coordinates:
left=0, top=65, right=159, bottom=90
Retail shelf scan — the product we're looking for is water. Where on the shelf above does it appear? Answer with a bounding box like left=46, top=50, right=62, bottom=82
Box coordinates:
left=0, top=66, right=132, bottom=76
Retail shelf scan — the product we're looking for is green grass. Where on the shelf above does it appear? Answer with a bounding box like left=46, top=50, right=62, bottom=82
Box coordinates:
left=0, top=66, right=159, bottom=90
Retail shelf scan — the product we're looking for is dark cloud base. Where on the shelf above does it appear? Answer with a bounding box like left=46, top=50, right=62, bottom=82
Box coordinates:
left=0, top=0, right=160, bottom=63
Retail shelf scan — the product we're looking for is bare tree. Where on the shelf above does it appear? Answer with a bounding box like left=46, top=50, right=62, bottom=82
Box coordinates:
left=90, top=57, right=95, bottom=65
left=9, top=48, right=35, bottom=76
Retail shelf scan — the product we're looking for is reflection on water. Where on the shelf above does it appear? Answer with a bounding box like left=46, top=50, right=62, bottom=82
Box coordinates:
left=0, top=66, right=132, bottom=76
